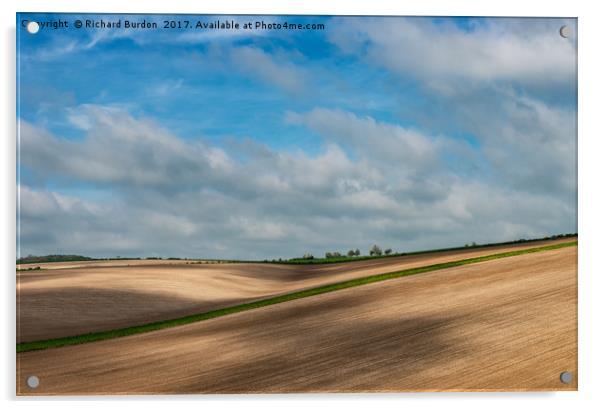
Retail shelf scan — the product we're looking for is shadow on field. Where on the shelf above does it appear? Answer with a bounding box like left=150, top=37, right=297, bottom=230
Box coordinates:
left=179, top=314, right=467, bottom=393
left=150, top=290, right=471, bottom=393
left=17, top=287, right=249, bottom=343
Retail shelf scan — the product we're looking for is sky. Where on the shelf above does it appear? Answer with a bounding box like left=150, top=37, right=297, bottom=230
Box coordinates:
left=17, top=14, right=577, bottom=259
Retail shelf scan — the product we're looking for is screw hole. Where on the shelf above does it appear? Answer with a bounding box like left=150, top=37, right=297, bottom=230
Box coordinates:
left=26, top=21, right=39, bottom=34
left=559, top=371, right=573, bottom=384
left=559, top=25, right=571, bottom=38
left=26, top=375, right=39, bottom=389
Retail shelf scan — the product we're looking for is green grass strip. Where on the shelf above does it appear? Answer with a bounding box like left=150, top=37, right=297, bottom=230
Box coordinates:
left=17, top=240, right=576, bottom=353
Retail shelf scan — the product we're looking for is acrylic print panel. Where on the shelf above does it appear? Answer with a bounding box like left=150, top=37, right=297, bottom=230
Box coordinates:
left=16, top=13, right=577, bottom=394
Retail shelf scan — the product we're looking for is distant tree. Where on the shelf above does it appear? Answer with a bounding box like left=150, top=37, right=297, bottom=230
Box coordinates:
left=303, top=253, right=314, bottom=260
left=325, top=252, right=333, bottom=258
left=384, top=248, right=392, bottom=255
left=471, top=242, right=477, bottom=247
left=332, top=251, right=342, bottom=257
left=16, top=254, right=93, bottom=264
left=354, top=249, right=361, bottom=256
left=369, top=245, right=382, bottom=256
left=347, top=249, right=356, bottom=257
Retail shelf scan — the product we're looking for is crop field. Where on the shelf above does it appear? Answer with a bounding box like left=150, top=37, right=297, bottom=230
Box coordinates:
left=16, top=238, right=577, bottom=394
left=17, top=238, right=574, bottom=343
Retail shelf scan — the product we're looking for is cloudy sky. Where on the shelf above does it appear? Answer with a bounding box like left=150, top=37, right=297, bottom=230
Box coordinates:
left=17, top=14, right=577, bottom=259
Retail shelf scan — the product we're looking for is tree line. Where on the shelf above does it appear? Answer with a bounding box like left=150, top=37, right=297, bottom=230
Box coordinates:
left=302, top=245, right=394, bottom=260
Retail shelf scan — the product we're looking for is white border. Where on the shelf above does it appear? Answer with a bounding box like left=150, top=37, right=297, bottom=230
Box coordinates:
left=2, top=1, right=601, bottom=408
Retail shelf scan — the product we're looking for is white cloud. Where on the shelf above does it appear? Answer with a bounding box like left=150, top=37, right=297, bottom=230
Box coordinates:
left=285, top=108, right=440, bottom=170
left=329, top=17, right=576, bottom=87
left=325, top=18, right=577, bottom=203
left=18, top=105, right=576, bottom=259
left=21, top=105, right=224, bottom=187
left=451, top=88, right=577, bottom=197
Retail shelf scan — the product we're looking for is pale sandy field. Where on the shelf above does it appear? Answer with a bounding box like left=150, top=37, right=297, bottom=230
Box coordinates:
left=16, top=243, right=577, bottom=394
left=17, top=238, right=574, bottom=342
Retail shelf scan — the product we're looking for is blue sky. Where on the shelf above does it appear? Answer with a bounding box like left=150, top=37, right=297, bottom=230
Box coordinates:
left=18, top=15, right=411, bottom=152
left=17, top=14, right=577, bottom=259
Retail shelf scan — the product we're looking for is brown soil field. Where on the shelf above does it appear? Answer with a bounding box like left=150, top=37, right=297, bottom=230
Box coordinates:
left=17, top=245, right=577, bottom=394
left=17, top=238, right=574, bottom=342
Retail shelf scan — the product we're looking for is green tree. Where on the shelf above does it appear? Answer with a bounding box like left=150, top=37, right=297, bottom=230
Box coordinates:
left=369, top=245, right=382, bottom=256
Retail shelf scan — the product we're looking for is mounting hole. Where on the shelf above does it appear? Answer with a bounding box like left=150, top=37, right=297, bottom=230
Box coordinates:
left=26, top=375, right=39, bottom=389
left=26, top=21, right=40, bottom=34
left=559, top=25, right=571, bottom=39
left=559, top=371, right=573, bottom=384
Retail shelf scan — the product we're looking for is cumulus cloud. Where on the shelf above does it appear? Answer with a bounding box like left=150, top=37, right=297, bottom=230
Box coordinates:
left=326, top=17, right=577, bottom=204
left=18, top=104, right=576, bottom=259
left=285, top=108, right=440, bottom=169
left=328, top=17, right=576, bottom=88
left=468, top=91, right=576, bottom=197
left=21, top=105, right=235, bottom=189
left=17, top=16, right=577, bottom=260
